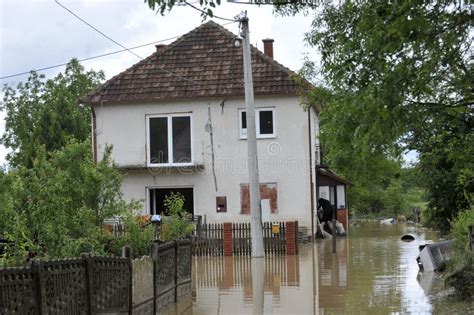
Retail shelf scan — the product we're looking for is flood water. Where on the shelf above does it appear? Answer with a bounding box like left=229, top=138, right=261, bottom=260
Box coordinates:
left=190, top=221, right=474, bottom=314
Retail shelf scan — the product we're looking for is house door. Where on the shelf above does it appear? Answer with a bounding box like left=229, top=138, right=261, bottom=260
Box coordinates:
left=149, top=187, right=194, bottom=216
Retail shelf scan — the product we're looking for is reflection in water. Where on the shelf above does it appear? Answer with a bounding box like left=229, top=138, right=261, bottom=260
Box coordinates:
left=190, top=222, right=473, bottom=314
left=252, top=258, right=264, bottom=315
left=192, top=254, right=302, bottom=314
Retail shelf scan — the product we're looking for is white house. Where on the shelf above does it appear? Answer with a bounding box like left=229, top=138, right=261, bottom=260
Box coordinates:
left=80, top=21, right=325, bottom=234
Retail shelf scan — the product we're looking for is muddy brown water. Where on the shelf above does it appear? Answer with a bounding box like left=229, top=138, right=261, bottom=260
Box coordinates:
left=188, top=221, right=473, bottom=314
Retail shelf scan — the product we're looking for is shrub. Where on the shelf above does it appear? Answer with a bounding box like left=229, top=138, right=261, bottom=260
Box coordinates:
left=445, top=207, right=474, bottom=300
left=107, top=210, right=154, bottom=259
left=449, top=208, right=474, bottom=267
left=160, top=192, right=194, bottom=242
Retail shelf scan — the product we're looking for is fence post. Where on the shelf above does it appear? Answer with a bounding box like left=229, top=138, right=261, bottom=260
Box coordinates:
left=174, top=240, right=179, bottom=303
left=31, top=260, right=45, bottom=315
left=122, top=246, right=133, bottom=315
left=286, top=221, right=296, bottom=255
left=82, top=253, right=93, bottom=315
left=151, top=243, right=158, bottom=314
left=224, top=222, right=233, bottom=256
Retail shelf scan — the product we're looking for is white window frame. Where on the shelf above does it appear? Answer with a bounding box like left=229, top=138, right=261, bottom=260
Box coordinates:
left=146, top=113, right=193, bottom=167
left=238, top=107, right=276, bottom=139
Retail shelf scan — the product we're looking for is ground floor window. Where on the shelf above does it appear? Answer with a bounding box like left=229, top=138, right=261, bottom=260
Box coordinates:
left=148, top=187, right=194, bottom=216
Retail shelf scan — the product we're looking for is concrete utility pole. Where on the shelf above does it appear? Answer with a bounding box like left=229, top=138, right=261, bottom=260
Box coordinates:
left=241, top=12, right=264, bottom=258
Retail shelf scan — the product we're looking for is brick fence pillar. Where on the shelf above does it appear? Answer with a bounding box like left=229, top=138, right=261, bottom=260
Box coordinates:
left=223, top=222, right=233, bottom=256
left=294, top=220, right=299, bottom=255
left=286, top=221, right=296, bottom=255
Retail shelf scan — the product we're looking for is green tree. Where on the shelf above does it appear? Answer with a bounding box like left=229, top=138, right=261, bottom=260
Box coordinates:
left=144, top=0, right=314, bottom=18
left=0, top=141, right=138, bottom=265
left=1, top=59, right=104, bottom=168
left=302, top=1, right=472, bottom=228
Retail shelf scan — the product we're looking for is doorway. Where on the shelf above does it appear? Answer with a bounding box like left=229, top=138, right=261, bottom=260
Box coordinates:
left=148, top=187, right=194, bottom=216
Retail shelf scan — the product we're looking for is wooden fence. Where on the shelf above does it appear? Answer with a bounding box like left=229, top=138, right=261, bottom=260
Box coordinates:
left=0, top=239, right=192, bottom=315
left=193, top=221, right=297, bottom=256
left=193, top=254, right=300, bottom=289
left=192, top=223, right=224, bottom=256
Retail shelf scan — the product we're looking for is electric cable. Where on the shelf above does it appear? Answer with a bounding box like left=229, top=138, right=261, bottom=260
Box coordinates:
left=1, top=37, right=178, bottom=80
left=1, top=18, right=237, bottom=81
left=55, top=0, right=143, bottom=60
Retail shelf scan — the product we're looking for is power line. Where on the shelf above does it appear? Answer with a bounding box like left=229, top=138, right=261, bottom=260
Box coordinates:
left=55, top=0, right=143, bottom=60
left=0, top=37, right=178, bottom=80
left=54, top=0, right=200, bottom=84
left=0, top=20, right=238, bottom=81
left=53, top=0, right=239, bottom=85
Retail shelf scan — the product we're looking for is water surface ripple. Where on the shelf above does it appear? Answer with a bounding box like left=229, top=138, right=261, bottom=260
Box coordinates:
left=190, top=222, right=473, bottom=314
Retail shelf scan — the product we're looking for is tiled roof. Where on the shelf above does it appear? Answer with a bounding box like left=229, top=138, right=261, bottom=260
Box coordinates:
left=80, top=21, right=310, bottom=105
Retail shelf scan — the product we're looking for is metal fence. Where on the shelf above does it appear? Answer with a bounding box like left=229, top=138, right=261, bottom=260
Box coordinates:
left=0, top=239, right=193, bottom=315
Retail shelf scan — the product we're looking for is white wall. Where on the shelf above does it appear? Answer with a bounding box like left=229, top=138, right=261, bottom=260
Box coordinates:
left=94, top=96, right=316, bottom=230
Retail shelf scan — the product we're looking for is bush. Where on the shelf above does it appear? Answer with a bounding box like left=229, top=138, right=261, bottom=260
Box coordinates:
left=0, top=141, right=138, bottom=265
left=160, top=192, right=194, bottom=242
left=449, top=208, right=474, bottom=267
left=445, top=208, right=474, bottom=300
left=107, top=211, right=154, bottom=259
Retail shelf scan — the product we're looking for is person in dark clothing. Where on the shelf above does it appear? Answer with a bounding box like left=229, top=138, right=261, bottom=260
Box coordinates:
left=318, top=198, right=334, bottom=224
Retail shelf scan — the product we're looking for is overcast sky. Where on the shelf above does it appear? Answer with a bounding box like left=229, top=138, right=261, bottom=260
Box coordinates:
left=0, top=0, right=320, bottom=167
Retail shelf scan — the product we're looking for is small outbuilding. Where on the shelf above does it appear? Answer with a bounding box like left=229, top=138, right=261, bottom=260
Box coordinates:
left=316, top=166, right=352, bottom=231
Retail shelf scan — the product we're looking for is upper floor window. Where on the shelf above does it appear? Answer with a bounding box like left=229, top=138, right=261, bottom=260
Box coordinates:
left=147, top=114, right=192, bottom=166
left=239, top=108, right=276, bottom=139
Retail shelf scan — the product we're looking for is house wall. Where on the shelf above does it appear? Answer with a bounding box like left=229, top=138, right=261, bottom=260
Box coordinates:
left=93, top=96, right=317, bottom=232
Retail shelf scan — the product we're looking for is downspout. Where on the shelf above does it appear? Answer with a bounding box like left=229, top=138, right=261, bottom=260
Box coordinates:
left=308, top=109, right=315, bottom=242
left=92, top=106, right=98, bottom=164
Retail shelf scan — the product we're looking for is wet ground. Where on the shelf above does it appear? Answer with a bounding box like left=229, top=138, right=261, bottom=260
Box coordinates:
left=190, top=221, right=474, bottom=314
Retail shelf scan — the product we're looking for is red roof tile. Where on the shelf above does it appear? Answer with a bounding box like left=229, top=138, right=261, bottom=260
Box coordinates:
left=80, top=21, right=310, bottom=105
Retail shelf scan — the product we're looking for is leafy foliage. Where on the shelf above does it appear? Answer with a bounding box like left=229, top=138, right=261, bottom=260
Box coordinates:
left=0, top=60, right=155, bottom=266
left=0, top=141, right=137, bottom=265
left=0, top=59, right=104, bottom=168
left=161, top=192, right=194, bottom=241
left=302, top=2, right=472, bottom=226
left=449, top=208, right=474, bottom=267
left=107, top=212, right=154, bottom=259
left=446, top=208, right=474, bottom=300
left=143, top=0, right=315, bottom=19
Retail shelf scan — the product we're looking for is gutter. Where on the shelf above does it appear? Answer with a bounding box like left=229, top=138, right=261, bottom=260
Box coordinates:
left=308, top=109, right=315, bottom=241
left=92, top=106, right=97, bottom=164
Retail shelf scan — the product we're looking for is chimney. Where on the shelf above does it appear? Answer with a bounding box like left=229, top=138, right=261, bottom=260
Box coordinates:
left=262, top=39, right=274, bottom=59
left=155, top=44, right=166, bottom=52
